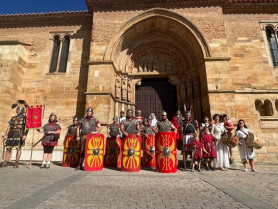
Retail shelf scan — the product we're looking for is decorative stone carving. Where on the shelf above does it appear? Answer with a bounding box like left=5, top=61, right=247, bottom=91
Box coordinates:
left=121, top=79, right=127, bottom=101
left=135, top=79, right=142, bottom=86
left=115, top=76, right=121, bottom=99
left=127, top=79, right=132, bottom=102
left=152, top=56, right=160, bottom=71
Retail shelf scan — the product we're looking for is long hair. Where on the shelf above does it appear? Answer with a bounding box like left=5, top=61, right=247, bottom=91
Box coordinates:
left=236, top=119, right=248, bottom=131
left=212, top=114, right=220, bottom=121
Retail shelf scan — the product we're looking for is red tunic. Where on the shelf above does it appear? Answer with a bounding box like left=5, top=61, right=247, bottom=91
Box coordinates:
left=200, top=134, right=217, bottom=158
left=171, top=116, right=183, bottom=140
left=224, top=121, right=233, bottom=133
left=190, top=141, right=203, bottom=160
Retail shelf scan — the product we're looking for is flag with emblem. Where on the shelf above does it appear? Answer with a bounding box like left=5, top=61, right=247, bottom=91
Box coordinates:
left=26, top=105, right=43, bottom=129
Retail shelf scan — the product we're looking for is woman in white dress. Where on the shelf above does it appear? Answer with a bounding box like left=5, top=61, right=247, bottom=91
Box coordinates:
left=235, top=119, right=256, bottom=172
left=211, top=114, right=229, bottom=171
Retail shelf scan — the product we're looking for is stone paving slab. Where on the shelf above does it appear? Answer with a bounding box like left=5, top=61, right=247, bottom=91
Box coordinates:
left=0, top=162, right=278, bottom=209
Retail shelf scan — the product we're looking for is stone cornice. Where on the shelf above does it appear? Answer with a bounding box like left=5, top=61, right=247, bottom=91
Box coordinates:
left=0, top=11, right=92, bottom=27
left=86, top=0, right=225, bottom=12
left=209, top=89, right=278, bottom=94
left=86, top=0, right=278, bottom=12
left=0, top=40, right=32, bottom=46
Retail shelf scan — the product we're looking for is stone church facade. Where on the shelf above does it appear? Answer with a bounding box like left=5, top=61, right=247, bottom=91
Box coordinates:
left=0, top=0, right=278, bottom=163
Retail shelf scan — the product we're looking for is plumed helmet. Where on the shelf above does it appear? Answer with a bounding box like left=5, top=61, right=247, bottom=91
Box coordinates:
left=73, top=116, right=78, bottom=121
left=86, top=107, right=93, bottom=113
left=16, top=106, right=25, bottom=114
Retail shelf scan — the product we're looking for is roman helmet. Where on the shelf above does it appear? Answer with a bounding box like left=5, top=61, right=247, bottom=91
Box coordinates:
left=73, top=116, right=78, bottom=122
left=86, top=107, right=93, bottom=113
left=161, top=111, right=167, bottom=116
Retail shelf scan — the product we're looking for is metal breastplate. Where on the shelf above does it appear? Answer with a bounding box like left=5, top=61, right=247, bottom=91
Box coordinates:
left=43, top=123, right=60, bottom=143
left=67, top=125, right=77, bottom=135
left=109, top=124, right=120, bottom=137
left=183, top=121, right=197, bottom=134
left=81, top=117, right=98, bottom=135
left=157, top=120, right=171, bottom=132
left=8, top=116, right=26, bottom=138
left=144, top=125, right=154, bottom=135
left=123, top=119, right=138, bottom=134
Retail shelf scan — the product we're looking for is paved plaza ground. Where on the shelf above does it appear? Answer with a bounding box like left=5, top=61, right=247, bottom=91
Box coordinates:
left=0, top=161, right=278, bottom=209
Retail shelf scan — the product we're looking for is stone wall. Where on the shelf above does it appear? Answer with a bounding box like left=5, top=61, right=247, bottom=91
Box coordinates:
left=0, top=4, right=277, bottom=163
left=0, top=13, right=92, bottom=157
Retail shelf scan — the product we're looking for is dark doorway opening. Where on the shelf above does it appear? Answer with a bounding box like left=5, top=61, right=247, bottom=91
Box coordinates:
left=135, top=79, right=177, bottom=120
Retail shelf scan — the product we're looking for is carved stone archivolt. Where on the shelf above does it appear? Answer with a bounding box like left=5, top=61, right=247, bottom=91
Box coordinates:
left=117, top=45, right=185, bottom=75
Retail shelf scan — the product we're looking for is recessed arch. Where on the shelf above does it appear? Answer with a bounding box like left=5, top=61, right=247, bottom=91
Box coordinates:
left=104, top=8, right=211, bottom=64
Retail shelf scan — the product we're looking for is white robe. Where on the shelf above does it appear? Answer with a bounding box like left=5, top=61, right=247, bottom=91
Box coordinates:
left=211, top=123, right=229, bottom=168
left=235, top=128, right=255, bottom=161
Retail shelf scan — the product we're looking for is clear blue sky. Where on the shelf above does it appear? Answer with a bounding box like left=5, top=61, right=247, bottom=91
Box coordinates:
left=0, top=0, right=88, bottom=15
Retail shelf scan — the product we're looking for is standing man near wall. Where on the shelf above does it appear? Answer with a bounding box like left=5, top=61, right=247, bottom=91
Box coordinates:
left=182, top=110, right=199, bottom=171
left=76, top=107, right=102, bottom=170
left=1, top=105, right=29, bottom=168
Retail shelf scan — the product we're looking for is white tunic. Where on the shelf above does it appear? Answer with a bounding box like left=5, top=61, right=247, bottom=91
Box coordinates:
left=235, top=128, right=255, bottom=161
left=211, top=123, right=229, bottom=168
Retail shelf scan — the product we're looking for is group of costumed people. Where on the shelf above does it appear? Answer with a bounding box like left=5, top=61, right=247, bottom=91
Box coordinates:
left=1, top=105, right=257, bottom=173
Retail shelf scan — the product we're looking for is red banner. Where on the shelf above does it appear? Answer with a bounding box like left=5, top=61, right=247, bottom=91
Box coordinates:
left=26, top=105, right=43, bottom=129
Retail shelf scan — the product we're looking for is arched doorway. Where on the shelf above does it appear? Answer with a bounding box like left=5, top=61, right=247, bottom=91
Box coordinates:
left=135, top=78, right=177, bottom=119
left=95, top=8, right=212, bottom=122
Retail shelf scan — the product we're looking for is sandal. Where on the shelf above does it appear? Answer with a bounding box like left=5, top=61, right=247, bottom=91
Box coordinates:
left=13, top=161, right=19, bottom=168
left=1, top=161, right=9, bottom=167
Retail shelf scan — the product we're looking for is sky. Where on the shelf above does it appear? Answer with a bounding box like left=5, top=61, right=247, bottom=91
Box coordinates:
left=0, top=0, right=88, bottom=15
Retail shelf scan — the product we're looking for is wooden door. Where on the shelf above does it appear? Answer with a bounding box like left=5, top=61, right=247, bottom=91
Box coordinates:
left=135, top=79, right=177, bottom=120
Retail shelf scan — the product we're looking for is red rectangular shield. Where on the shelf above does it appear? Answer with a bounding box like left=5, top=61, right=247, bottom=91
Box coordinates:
left=26, top=105, right=43, bottom=129
left=143, top=134, right=155, bottom=167
left=62, top=134, right=80, bottom=168
left=155, top=131, right=177, bottom=173
left=121, top=134, right=141, bottom=172
left=84, top=133, right=104, bottom=171
left=104, top=136, right=121, bottom=168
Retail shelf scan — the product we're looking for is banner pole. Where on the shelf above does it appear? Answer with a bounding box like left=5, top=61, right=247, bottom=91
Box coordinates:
left=29, top=129, right=35, bottom=169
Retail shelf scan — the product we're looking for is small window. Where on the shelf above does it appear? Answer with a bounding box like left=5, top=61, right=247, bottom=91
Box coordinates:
left=275, top=100, right=278, bottom=111
left=255, top=99, right=264, bottom=116
left=49, top=35, right=70, bottom=73
left=266, top=28, right=278, bottom=67
left=59, top=36, right=70, bottom=73
left=264, top=99, right=273, bottom=116
left=49, top=35, right=60, bottom=73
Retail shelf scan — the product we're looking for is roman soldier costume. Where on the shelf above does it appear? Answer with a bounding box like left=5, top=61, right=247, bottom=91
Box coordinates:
left=67, top=116, right=79, bottom=135
left=120, top=109, right=141, bottom=172
left=2, top=102, right=29, bottom=168
left=171, top=110, right=183, bottom=139
left=182, top=110, right=199, bottom=170
left=76, top=107, right=101, bottom=170
left=105, top=116, right=121, bottom=168
left=155, top=111, right=177, bottom=173
left=62, top=116, right=80, bottom=168
left=107, top=117, right=120, bottom=137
